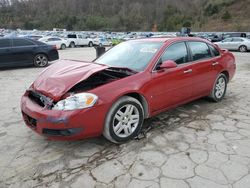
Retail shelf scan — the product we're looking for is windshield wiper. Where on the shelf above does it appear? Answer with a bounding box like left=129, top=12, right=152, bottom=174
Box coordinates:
left=107, top=67, right=138, bottom=75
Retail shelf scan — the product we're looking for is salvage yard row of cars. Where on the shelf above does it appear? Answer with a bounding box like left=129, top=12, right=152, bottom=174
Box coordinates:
left=0, top=30, right=249, bottom=69
left=1, top=29, right=250, bottom=50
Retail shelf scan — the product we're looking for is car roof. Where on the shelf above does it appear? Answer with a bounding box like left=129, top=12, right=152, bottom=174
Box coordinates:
left=225, top=37, right=246, bottom=40
left=0, top=37, right=30, bottom=40
left=131, top=37, right=210, bottom=43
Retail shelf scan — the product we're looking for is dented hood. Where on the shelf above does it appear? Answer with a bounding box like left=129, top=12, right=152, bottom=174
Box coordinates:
left=32, top=60, right=108, bottom=101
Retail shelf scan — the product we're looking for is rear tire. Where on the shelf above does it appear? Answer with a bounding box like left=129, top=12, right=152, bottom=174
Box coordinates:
left=103, top=96, right=144, bottom=144
left=33, top=54, right=48, bottom=67
left=70, top=42, right=75, bottom=48
left=209, top=73, right=228, bottom=102
left=239, top=45, right=247, bottom=52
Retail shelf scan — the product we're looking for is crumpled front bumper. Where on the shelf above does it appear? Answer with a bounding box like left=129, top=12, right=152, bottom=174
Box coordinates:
left=21, top=95, right=108, bottom=141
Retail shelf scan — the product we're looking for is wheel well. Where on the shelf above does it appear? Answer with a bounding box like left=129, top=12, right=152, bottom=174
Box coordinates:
left=239, top=45, right=247, bottom=49
left=125, top=93, right=149, bottom=118
left=34, top=53, right=48, bottom=59
left=221, top=71, right=229, bottom=82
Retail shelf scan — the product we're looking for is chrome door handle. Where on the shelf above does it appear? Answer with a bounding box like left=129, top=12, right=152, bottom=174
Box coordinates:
left=184, top=69, right=192, bottom=74
left=212, top=62, right=219, bottom=66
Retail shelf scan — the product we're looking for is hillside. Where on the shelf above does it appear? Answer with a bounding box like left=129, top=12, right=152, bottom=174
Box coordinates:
left=0, top=0, right=249, bottom=31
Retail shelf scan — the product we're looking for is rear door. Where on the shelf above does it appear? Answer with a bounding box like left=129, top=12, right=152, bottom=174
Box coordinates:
left=187, top=41, right=219, bottom=97
left=0, top=39, right=12, bottom=68
left=12, top=38, right=37, bottom=66
left=148, top=42, right=193, bottom=112
left=232, top=37, right=244, bottom=50
left=78, top=35, right=85, bottom=45
left=46, top=38, right=62, bottom=48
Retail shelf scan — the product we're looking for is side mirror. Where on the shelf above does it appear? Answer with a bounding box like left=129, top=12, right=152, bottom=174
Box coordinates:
left=159, top=60, right=177, bottom=69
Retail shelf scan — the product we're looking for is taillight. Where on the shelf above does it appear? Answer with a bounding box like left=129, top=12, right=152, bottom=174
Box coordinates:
left=52, top=45, right=57, bottom=50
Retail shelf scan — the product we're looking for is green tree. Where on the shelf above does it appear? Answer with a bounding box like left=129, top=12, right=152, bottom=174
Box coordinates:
left=221, top=10, right=232, bottom=21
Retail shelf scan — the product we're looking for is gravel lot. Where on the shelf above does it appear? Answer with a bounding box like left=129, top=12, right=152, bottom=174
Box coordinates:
left=0, top=48, right=250, bottom=188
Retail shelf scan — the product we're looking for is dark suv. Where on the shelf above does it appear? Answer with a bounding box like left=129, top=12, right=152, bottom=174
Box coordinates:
left=0, top=37, right=59, bottom=68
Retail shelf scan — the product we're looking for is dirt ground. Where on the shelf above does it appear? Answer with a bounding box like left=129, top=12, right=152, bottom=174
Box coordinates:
left=0, top=48, right=250, bottom=188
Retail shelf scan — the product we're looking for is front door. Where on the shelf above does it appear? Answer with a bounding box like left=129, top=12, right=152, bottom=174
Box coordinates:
left=11, top=38, right=36, bottom=66
left=0, top=39, right=12, bottom=68
left=146, top=42, right=193, bottom=112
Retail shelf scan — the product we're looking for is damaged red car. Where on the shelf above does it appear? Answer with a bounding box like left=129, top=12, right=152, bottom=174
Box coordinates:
left=21, top=37, right=236, bottom=143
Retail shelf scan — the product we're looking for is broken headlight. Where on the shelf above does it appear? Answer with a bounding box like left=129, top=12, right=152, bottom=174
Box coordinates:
left=52, top=93, right=98, bottom=111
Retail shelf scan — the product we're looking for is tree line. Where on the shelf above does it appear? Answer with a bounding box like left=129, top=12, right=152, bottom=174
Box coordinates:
left=0, top=0, right=236, bottom=31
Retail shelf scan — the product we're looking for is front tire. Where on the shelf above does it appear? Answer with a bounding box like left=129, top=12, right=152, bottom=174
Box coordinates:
left=103, top=96, right=144, bottom=144
left=33, top=54, right=48, bottom=67
left=70, top=42, right=75, bottom=48
left=209, top=73, right=228, bottom=102
left=239, top=45, right=247, bottom=52
left=61, top=44, right=66, bottom=50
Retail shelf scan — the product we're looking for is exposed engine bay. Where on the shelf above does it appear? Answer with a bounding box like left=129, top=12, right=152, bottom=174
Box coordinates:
left=69, top=67, right=136, bottom=92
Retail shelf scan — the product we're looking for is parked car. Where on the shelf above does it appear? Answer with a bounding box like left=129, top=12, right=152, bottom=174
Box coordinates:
left=93, top=37, right=111, bottom=47
left=26, top=35, right=44, bottom=41
left=0, top=37, right=59, bottom=68
left=39, top=37, right=69, bottom=50
left=215, top=37, right=250, bottom=52
left=223, top=32, right=247, bottom=39
left=21, top=37, right=236, bottom=143
left=206, top=34, right=224, bottom=42
left=67, top=34, right=94, bottom=48
left=111, top=38, right=123, bottom=46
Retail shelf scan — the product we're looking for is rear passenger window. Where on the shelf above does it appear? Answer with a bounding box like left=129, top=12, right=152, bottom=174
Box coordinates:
left=189, top=42, right=212, bottom=61
left=209, top=45, right=220, bottom=57
left=0, top=39, right=11, bottom=48
left=233, top=38, right=243, bottom=42
left=161, top=42, right=188, bottom=65
left=13, top=39, right=35, bottom=47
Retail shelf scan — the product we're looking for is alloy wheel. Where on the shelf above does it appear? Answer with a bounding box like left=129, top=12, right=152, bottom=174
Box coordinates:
left=215, top=77, right=226, bottom=99
left=34, top=55, right=48, bottom=67
left=239, top=46, right=247, bottom=52
left=112, top=104, right=140, bottom=138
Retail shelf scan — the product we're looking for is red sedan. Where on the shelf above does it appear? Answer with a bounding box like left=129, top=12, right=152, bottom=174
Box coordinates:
left=21, top=37, right=236, bottom=143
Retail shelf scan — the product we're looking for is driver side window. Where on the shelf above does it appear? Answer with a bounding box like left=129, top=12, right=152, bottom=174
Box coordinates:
left=160, top=42, right=188, bottom=65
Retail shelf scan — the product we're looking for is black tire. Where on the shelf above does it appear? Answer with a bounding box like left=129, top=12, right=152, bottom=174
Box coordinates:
left=239, top=45, right=247, bottom=52
left=88, top=42, right=93, bottom=47
left=103, top=96, right=144, bottom=144
left=70, top=42, right=75, bottom=48
left=33, top=54, right=48, bottom=67
left=99, top=43, right=103, bottom=47
left=61, top=44, right=66, bottom=50
left=209, top=73, right=228, bottom=102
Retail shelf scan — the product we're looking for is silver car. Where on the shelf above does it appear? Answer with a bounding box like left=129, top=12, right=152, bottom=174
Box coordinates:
left=215, top=37, right=250, bottom=52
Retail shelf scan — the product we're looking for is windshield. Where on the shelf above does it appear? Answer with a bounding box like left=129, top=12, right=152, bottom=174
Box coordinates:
left=95, top=41, right=163, bottom=72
